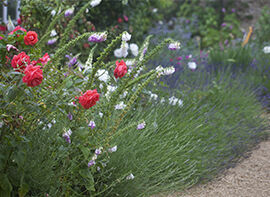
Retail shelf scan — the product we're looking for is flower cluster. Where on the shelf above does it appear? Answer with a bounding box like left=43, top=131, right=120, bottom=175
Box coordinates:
left=88, top=32, right=107, bottom=43
left=114, top=32, right=139, bottom=58
left=4, top=25, right=49, bottom=87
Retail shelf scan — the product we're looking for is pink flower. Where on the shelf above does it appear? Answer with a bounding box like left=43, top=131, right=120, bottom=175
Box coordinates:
left=114, top=60, right=127, bottom=79
left=8, top=26, right=26, bottom=35
left=6, top=44, right=18, bottom=52
left=24, top=31, right=38, bottom=45
left=78, top=89, right=100, bottom=109
left=22, top=64, right=43, bottom=87
left=118, top=17, right=123, bottom=23
left=11, top=52, right=30, bottom=72
left=123, top=15, right=128, bottom=22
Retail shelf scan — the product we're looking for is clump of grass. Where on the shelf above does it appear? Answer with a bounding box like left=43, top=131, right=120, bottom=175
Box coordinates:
left=101, top=76, right=267, bottom=197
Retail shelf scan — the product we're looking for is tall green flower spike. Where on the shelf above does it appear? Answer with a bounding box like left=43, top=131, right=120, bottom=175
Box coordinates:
left=111, top=71, right=158, bottom=134
left=38, top=12, right=65, bottom=46
left=58, top=0, right=97, bottom=48
left=49, top=32, right=99, bottom=69
left=87, top=32, right=124, bottom=89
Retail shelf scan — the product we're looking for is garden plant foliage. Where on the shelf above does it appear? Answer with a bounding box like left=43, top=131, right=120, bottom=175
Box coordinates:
left=0, top=0, right=269, bottom=197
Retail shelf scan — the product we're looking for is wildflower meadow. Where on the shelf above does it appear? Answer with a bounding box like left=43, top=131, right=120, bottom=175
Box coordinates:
left=0, top=0, right=269, bottom=196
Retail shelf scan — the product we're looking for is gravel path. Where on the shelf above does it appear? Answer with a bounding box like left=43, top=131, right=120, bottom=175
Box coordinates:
left=155, top=114, right=270, bottom=197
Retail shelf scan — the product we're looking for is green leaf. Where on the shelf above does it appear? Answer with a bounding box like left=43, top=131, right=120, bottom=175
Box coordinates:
left=18, top=183, right=29, bottom=197
left=79, top=145, right=90, bottom=160
left=0, top=174, right=12, bottom=196
left=65, top=80, right=73, bottom=89
left=6, top=85, right=18, bottom=102
left=79, top=169, right=95, bottom=191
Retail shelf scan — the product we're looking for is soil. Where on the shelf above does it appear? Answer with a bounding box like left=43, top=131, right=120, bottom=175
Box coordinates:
left=153, top=114, right=270, bottom=197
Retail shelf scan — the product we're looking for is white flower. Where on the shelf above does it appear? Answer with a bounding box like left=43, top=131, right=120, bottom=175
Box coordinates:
left=153, top=8, right=158, bottom=13
left=169, top=96, right=178, bottom=106
left=90, top=0, right=102, bottom=7
left=105, top=85, right=117, bottom=99
left=163, top=66, right=175, bottom=75
left=96, top=69, right=110, bottom=83
left=126, top=173, right=135, bottom=180
left=178, top=99, right=183, bottom=107
left=114, top=43, right=129, bottom=58
left=263, top=46, right=270, bottom=54
left=126, top=60, right=134, bottom=66
left=158, top=21, right=163, bottom=25
left=114, top=48, right=122, bottom=58
left=115, top=101, right=127, bottom=110
left=47, top=123, right=52, bottom=129
left=188, top=62, right=197, bottom=70
left=50, top=29, right=57, bottom=37
left=168, top=42, right=181, bottom=50
left=130, top=43, right=139, bottom=56
left=156, top=65, right=164, bottom=75
left=108, top=145, right=117, bottom=153
left=51, top=10, right=56, bottom=16
left=99, top=112, right=103, bottom=118
left=92, top=154, right=97, bottom=161
left=68, top=102, right=76, bottom=107
left=122, top=32, right=131, bottom=41
left=121, top=42, right=129, bottom=57
left=160, top=97, right=165, bottom=103
left=107, top=85, right=117, bottom=92
left=156, top=66, right=175, bottom=76
left=120, top=91, right=128, bottom=99
left=150, top=92, right=158, bottom=100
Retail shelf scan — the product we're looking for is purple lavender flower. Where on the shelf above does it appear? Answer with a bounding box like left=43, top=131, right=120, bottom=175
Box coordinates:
left=143, top=47, right=147, bottom=55
left=88, top=160, right=96, bottom=167
left=62, top=129, right=72, bottom=143
left=221, top=23, right=227, bottom=27
left=168, top=42, right=180, bottom=50
left=47, top=38, right=57, bottom=45
left=176, top=56, right=182, bottom=61
left=108, top=145, right=117, bottom=153
left=67, top=112, right=73, bottom=120
left=186, top=54, right=192, bottom=59
left=68, top=57, right=77, bottom=68
left=222, top=8, right=226, bottom=13
left=88, top=32, right=107, bottom=43
left=65, top=8, right=74, bottom=17
left=88, top=121, right=96, bottom=129
left=231, top=8, right=236, bottom=13
left=63, top=72, right=68, bottom=77
left=95, top=148, right=102, bottom=155
left=137, top=121, right=146, bottom=130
